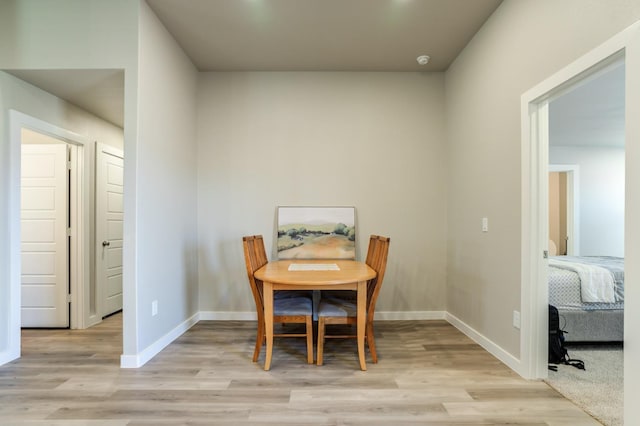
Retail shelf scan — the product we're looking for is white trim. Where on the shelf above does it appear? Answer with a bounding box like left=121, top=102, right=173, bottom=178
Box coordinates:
left=7, top=113, right=22, bottom=365
left=105, top=309, right=521, bottom=375
left=520, top=99, right=550, bottom=380
left=445, top=312, right=522, bottom=376
left=198, top=311, right=257, bottom=321
left=0, top=349, right=19, bottom=366
left=197, top=310, right=446, bottom=321
left=520, top=20, right=640, bottom=381
left=68, top=144, right=87, bottom=329
left=120, top=312, right=199, bottom=368
left=375, top=311, right=446, bottom=320
left=623, top=19, right=640, bottom=425
left=5, top=111, right=92, bottom=366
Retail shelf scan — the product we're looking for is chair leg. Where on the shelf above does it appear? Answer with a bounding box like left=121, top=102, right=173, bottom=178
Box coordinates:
left=317, top=317, right=325, bottom=366
left=252, top=317, right=264, bottom=362
left=366, top=321, right=378, bottom=363
left=306, top=316, right=314, bottom=364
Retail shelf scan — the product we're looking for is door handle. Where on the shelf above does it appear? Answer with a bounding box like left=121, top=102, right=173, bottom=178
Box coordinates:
left=102, top=240, right=111, bottom=247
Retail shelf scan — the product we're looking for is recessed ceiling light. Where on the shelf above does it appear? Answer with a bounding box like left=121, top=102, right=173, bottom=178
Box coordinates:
left=416, top=55, right=430, bottom=65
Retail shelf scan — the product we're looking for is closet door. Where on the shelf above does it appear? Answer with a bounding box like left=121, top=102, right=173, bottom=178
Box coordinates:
left=96, top=144, right=124, bottom=318
left=21, top=144, right=69, bottom=327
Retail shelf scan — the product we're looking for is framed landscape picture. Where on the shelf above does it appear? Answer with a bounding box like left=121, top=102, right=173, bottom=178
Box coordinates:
left=277, top=206, right=356, bottom=259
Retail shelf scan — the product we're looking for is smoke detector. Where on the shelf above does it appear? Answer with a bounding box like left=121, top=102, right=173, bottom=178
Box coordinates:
left=416, top=55, right=430, bottom=65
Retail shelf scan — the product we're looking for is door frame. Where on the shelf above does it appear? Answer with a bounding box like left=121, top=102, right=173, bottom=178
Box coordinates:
left=520, top=20, right=640, bottom=385
left=9, top=111, right=92, bottom=343
left=548, top=164, right=580, bottom=256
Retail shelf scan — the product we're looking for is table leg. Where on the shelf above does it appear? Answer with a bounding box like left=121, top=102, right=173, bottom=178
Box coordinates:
left=264, top=281, right=274, bottom=371
left=357, top=280, right=367, bottom=371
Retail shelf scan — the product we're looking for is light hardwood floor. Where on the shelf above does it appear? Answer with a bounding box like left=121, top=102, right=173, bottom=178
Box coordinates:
left=0, top=314, right=601, bottom=425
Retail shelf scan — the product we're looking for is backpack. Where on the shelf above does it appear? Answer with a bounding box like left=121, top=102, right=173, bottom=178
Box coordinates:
left=548, top=304, right=585, bottom=371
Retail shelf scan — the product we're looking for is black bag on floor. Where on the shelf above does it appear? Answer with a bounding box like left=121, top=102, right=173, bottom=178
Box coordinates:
left=549, top=304, right=585, bottom=371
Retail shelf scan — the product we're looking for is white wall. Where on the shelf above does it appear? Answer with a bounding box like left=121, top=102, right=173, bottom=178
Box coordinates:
left=550, top=146, right=625, bottom=256
left=133, top=1, right=199, bottom=356
left=445, top=0, right=640, bottom=358
left=196, top=72, right=448, bottom=318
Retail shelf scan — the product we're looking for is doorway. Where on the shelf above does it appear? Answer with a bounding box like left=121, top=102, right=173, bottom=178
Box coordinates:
left=520, top=24, right=640, bottom=425
left=13, top=115, right=92, bottom=330
left=548, top=165, right=580, bottom=256
left=544, top=61, right=625, bottom=423
left=20, top=131, right=77, bottom=328
left=2, top=69, right=126, bottom=366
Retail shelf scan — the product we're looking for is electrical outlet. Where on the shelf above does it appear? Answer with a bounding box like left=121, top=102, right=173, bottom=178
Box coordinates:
left=152, top=300, right=158, bottom=316
left=513, top=310, right=521, bottom=329
left=482, top=217, right=489, bottom=232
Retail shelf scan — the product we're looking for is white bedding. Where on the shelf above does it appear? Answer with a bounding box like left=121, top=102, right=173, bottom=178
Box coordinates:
left=549, top=258, right=616, bottom=303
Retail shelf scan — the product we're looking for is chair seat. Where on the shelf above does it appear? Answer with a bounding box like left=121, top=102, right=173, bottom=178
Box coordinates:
left=317, top=298, right=357, bottom=318
left=274, top=296, right=313, bottom=316
left=316, top=234, right=390, bottom=366
left=320, top=290, right=356, bottom=301
left=275, top=290, right=313, bottom=300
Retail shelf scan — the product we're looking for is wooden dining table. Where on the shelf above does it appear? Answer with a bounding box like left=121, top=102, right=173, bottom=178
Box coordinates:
left=254, top=259, right=376, bottom=371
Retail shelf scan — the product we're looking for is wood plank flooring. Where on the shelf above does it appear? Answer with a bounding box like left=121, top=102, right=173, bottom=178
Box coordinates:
left=0, top=314, right=601, bottom=425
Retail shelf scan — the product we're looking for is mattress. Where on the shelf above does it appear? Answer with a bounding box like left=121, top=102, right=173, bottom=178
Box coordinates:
left=548, top=256, right=624, bottom=342
left=548, top=256, right=624, bottom=310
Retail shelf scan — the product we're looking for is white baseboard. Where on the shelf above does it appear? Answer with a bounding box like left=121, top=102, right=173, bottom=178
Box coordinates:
left=116, top=310, right=522, bottom=375
left=198, top=311, right=256, bottom=321
left=375, top=311, right=446, bottom=320
left=445, top=312, right=522, bottom=374
left=198, top=310, right=444, bottom=321
left=120, top=312, right=200, bottom=368
left=0, top=349, right=20, bottom=367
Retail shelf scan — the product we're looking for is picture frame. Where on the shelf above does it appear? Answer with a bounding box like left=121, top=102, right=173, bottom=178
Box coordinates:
left=277, top=206, right=356, bottom=259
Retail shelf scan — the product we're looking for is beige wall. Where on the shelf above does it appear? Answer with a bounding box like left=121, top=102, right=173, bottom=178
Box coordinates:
left=196, top=72, right=448, bottom=316
left=445, top=0, right=640, bottom=358
left=134, top=0, right=199, bottom=354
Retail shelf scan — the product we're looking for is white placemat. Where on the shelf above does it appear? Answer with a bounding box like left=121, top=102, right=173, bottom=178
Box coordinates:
left=288, top=263, right=340, bottom=271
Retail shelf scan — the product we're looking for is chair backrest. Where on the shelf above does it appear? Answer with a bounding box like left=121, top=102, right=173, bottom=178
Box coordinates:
left=254, top=235, right=268, bottom=266
left=365, top=234, right=379, bottom=268
left=364, top=235, right=390, bottom=322
left=242, top=235, right=268, bottom=319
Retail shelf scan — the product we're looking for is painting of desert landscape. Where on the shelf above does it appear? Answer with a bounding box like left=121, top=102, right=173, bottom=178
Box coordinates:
left=277, top=207, right=356, bottom=259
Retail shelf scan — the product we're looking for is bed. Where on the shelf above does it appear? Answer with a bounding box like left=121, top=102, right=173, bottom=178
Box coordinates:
left=548, top=256, right=624, bottom=342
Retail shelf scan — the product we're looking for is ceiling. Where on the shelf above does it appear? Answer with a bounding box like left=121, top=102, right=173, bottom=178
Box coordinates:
left=3, top=0, right=626, bottom=148
left=550, top=61, right=625, bottom=148
left=6, top=69, right=125, bottom=128
left=145, top=0, right=503, bottom=72
left=3, top=0, right=501, bottom=128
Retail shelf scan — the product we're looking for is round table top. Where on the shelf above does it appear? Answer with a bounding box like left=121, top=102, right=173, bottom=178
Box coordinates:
left=255, top=259, right=376, bottom=285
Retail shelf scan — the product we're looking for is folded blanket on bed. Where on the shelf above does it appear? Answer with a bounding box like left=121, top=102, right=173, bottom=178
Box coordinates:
left=549, top=258, right=616, bottom=303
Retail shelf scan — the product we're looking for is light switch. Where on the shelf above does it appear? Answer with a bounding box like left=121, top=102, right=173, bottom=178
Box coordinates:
left=482, top=217, right=488, bottom=232
left=513, top=310, right=521, bottom=329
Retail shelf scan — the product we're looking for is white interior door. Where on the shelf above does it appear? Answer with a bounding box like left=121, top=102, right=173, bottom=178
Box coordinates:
left=21, top=144, right=69, bottom=327
left=96, top=144, right=124, bottom=318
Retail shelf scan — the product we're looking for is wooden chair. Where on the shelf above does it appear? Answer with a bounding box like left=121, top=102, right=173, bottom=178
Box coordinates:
left=316, top=235, right=390, bottom=365
left=242, top=235, right=314, bottom=364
